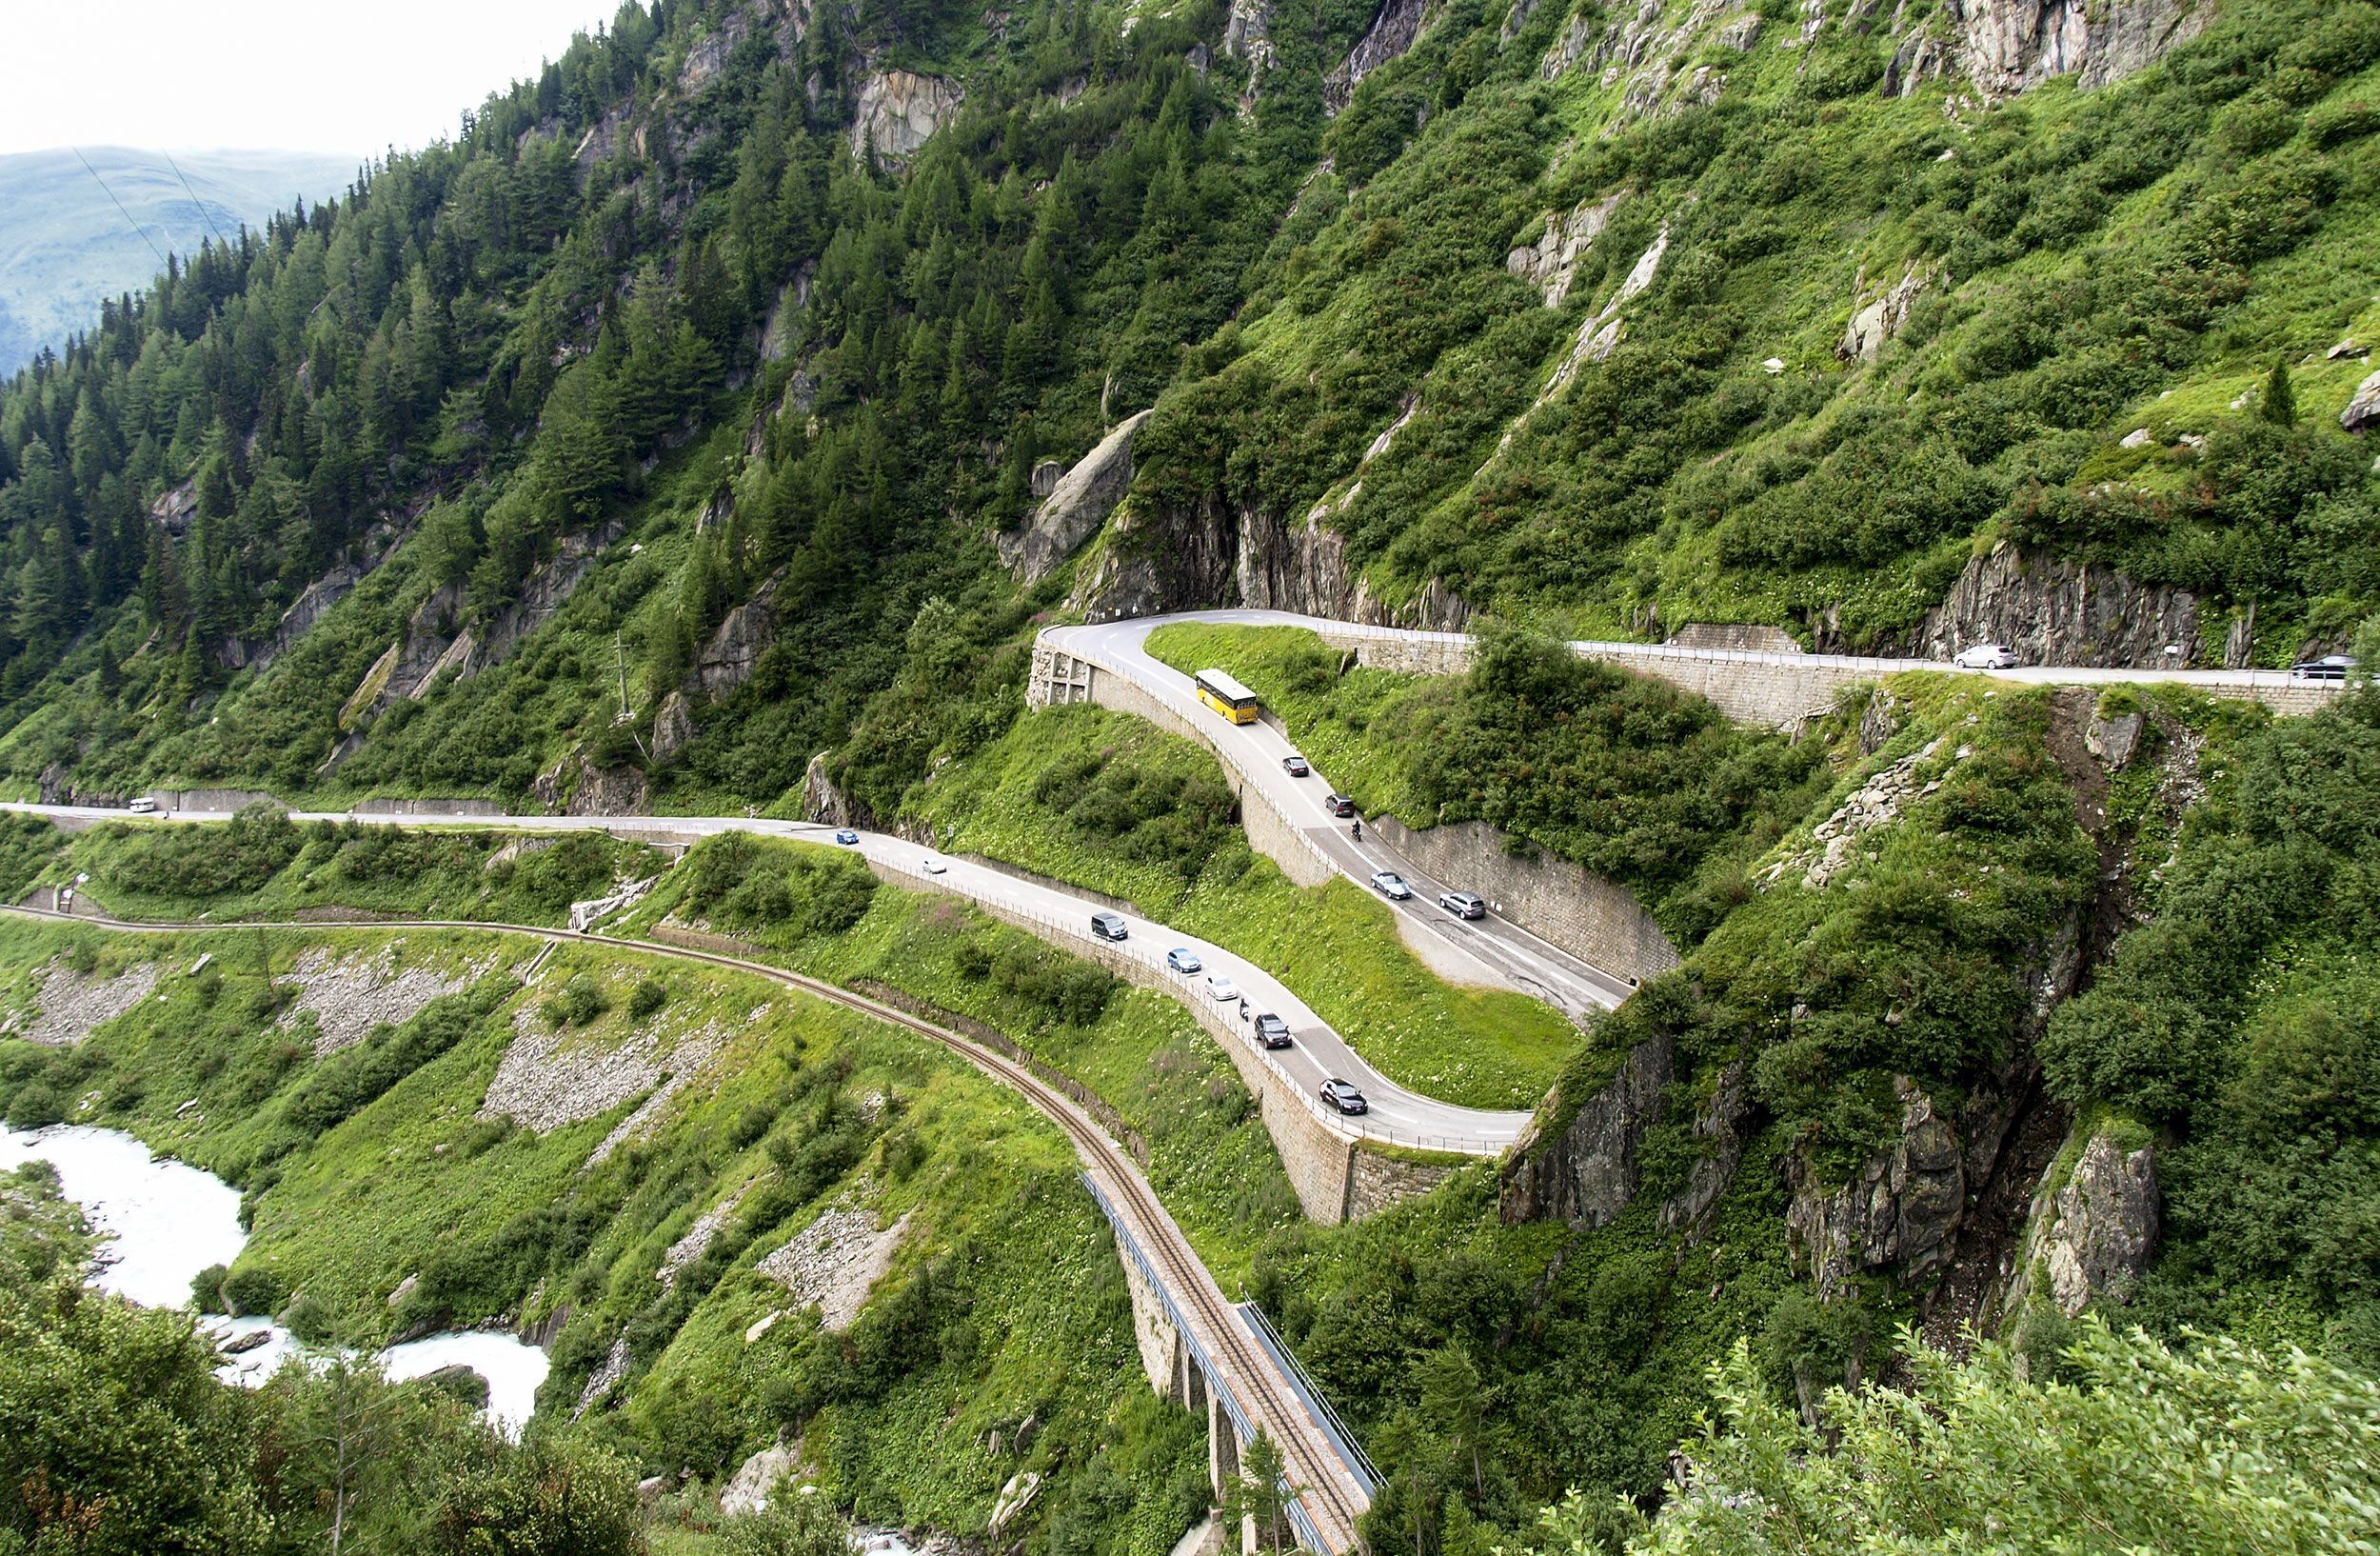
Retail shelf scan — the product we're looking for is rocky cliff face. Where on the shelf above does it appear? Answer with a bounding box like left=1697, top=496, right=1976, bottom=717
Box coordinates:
left=1950, top=0, right=2213, bottom=96
left=996, top=410, right=1153, bottom=586
left=1499, top=1036, right=1674, bottom=1227
left=1863, top=538, right=2207, bottom=668
left=1072, top=490, right=1472, bottom=629
left=1787, top=1078, right=1969, bottom=1300
left=1324, top=0, right=1435, bottom=112
left=851, top=70, right=962, bottom=164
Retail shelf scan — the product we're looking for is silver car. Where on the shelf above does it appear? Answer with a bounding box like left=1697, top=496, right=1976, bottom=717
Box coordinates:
left=1953, top=643, right=2019, bottom=670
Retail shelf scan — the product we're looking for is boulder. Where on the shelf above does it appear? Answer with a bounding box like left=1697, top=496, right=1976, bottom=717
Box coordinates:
left=650, top=690, right=696, bottom=765
left=2085, top=710, right=2144, bottom=770
left=414, top=1364, right=490, bottom=1409
left=2342, top=368, right=2380, bottom=435
left=996, top=410, right=1154, bottom=586
left=218, top=1327, right=272, bottom=1355
left=719, top=1439, right=804, bottom=1518
left=2008, top=1127, right=2158, bottom=1316
left=802, top=750, right=856, bottom=826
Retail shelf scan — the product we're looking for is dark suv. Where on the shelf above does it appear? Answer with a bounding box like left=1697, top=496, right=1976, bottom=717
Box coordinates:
left=1089, top=911, right=1128, bottom=941
left=1323, top=792, right=1357, bottom=817
left=1253, top=1012, right=1292, bottom=1048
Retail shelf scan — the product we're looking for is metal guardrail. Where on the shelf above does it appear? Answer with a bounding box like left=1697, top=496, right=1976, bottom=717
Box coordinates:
left=1238, top=1298, right=1380, bottom=1492
left=1080, top=1173, right=1332, bottom=1555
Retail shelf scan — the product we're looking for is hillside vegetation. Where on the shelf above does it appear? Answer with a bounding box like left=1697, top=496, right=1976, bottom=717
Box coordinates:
left=3, top=0, right=2380, bottom=1551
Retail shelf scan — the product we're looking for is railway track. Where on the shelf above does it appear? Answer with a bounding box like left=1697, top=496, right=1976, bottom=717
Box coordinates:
left=0, top=904, right=1373, bottom=1551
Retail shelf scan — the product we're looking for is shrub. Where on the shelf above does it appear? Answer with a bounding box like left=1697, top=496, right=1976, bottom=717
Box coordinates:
left=626, top=978, right=668, bottom=1020
left=221, top=1264, right=287, bottom=1317
left=542, top=973, right=610, bottom=1027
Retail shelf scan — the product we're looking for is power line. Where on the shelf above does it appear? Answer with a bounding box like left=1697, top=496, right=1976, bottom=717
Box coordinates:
left=69, top=146, right=166, bottom=269
left=161, top=150, right=232, bottom=251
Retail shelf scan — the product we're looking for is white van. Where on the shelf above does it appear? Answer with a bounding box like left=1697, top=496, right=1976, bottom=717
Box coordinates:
left=127, top=797, right=158, bottom=814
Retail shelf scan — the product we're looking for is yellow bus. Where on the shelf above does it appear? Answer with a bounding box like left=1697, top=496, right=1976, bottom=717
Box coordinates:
left=1194, top=668, right=1260, bottom=725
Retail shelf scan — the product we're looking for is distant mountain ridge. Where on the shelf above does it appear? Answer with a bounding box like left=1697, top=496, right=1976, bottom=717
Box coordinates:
left=0, top=147, right=358, bottom=370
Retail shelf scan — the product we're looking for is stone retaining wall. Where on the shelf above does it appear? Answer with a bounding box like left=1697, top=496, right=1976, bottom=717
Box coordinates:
left=1063, top=659, right=1338, bottom=890
left=1369, top=815, right=1678, bottom=987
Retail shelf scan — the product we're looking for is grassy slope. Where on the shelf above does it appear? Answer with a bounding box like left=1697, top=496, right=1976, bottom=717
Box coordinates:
left=902, top=705, right=1580, bottom=1108
left=0, top=913, right=1206, bottom=1554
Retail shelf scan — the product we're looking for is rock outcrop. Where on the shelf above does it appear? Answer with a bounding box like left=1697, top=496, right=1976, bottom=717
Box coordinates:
left=691, top=569, right=784, bottom=698
left=1222, top=0, right=1279, bottom=101
left=1836, top=262, right=1939, bottom=362
left=996, top=410, right=1154, bottom=586
left=221, top=562, right=367, bottom=672
left=1657, top=1061, right=1748, bottom=1235
left=1884, top=538, right=2205, bottom=668
left=1324, top=0, right=1435, bottom=113
left=1071, top=487, right=1471, bottom=629
left=801, top=750, right=857, bottom=826
left=1949, top=0, right=2213, bottom=96
left=1505, top=191, right=1625, bottom=308
left=1787, top=1079, right=1967, bottom=1300
left=1499, top=1036, right=1674, bottom=1227
left=532, top=749, right=649, bottom=816
left=851, top=70, right=962, bottom=164
left=2343, top=368, right=2380, bottom=434
left=2005, top=1126, right=2159, bottom=1316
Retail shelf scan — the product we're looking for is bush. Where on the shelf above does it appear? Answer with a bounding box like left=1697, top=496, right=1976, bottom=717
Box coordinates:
left=221, top=1264, right=288, bottom=1317
left=190, top=1263, right=230, bottom=1312
left=542, top=973, right=610, bottom=1028
left=626, top=978, right=668, bottom=1020
left=101, top=804, right=302, bottom=899
left=4, top=1081, right=66, bottom=1127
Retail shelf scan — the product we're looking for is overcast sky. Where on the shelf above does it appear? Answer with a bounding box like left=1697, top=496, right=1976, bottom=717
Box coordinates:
left=0, top=1, right=625, bottom=157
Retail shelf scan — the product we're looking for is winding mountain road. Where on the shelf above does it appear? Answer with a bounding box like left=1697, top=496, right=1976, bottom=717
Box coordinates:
left=4, top=800, right=1533, bottom=1154
left=1046, top=613, right=1641, bottom=1021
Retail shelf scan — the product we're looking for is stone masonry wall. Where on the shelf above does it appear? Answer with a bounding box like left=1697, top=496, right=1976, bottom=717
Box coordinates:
left=1369, top=815, right=1678, bottom=987
left=1071, top=664, right=1339, bottom=889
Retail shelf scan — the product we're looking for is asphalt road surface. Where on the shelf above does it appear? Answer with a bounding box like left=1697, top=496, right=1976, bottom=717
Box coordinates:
left=5, top=800, right=1532, bottom=1154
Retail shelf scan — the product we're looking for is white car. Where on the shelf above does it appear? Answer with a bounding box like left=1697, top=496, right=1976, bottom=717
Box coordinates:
left=920, top=856, right=948, bottom=874
left=127, top=797, right=158, bottom=814
left=1204, top=973, right=1240, bottom=1003
left=1953, top=643, right=2019, bottom=670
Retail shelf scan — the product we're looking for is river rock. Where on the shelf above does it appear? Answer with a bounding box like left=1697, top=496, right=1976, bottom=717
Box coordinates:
left=415, top=1364, right=491, bottom=1408
left=218, top=1327, right=273, bottom=1355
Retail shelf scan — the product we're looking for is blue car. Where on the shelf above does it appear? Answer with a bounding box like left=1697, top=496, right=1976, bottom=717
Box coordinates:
left=834, top=828, right=861, bottom=845
left=1166, top=948, right=1203, bottom=974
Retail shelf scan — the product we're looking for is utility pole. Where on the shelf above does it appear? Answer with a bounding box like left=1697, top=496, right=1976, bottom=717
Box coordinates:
left=614, top=632, right=650, bottom=764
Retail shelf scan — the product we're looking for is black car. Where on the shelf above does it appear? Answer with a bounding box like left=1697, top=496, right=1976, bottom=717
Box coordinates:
left=1282, top=753, right=1310, bottom=776
left=1323, top=792, right=1357, bottom=818
left=1319, top=1078, right=1368, bottom=1114
left=1253, top=1012, right=1292, bottom=1048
